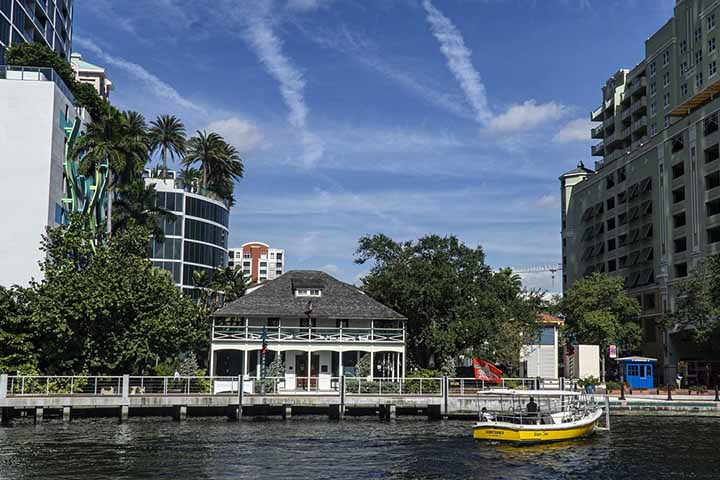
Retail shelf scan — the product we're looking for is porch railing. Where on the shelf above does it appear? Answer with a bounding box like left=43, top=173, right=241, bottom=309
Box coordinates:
left=212, top=326, right=404, bottom=343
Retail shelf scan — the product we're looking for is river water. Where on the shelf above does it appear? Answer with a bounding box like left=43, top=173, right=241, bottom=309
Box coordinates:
left=0, top=415, right=718, bottom=479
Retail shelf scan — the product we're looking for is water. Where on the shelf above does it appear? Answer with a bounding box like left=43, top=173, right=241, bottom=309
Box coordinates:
left=0, top=416, right=718, bottom=479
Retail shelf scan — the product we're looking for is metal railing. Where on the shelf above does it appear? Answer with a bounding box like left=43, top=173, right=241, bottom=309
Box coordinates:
left=3, top=375, right=579, bottom=399
left=0, top=65, right=76, bottom=104
left=213, top=326, right=405, bottom=343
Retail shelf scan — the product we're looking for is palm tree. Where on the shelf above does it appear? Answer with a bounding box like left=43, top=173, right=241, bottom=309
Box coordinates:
left=178, top=166, right=201, bottom=193
left=212, top=266, right=248, bottom=304
left=72, top=107, right=148, bottom=235
left=112, top=179, right=176, bottom=241
left=148, top=115, right=186, bottom=179
left=183, top=131, right=244, bottom=203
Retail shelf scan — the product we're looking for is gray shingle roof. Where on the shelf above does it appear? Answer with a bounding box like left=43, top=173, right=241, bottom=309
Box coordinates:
left=214, top=270, right=406, bottom=320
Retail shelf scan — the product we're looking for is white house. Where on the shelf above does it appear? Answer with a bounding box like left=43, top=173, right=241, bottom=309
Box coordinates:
left=210, top=270, right=407, bottom=391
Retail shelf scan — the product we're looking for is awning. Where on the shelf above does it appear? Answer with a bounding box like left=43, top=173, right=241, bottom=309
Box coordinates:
left=669, top=79, right=720, bottom=117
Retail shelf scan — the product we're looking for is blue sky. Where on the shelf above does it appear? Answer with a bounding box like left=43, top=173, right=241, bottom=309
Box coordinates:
left=74, top=0, right=675, bottom=292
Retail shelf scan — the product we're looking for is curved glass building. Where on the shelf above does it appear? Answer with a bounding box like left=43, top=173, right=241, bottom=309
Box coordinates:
left=0, top=0, right=74, bottom=63
left=144, top=170, right=230, bottom=297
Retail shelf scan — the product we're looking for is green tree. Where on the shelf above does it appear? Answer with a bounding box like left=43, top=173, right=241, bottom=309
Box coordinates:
left=71, top=107, right=148, bottom=235
left=20, top=214, right=203, bottom=375
left=113, top=179, right=175, bottom=241
left=212, top=266, right=248, bottom=304
left=355, top=234, right=541, bottom=370
left=183, top=131, right=243, bottom=204
left=149, top=114, right=186, bottom=179
left=560, top=272, right=642, bottom=382
left=0, top=286, right=38, bottom=374
left=669, top=255, right=720, bottom=343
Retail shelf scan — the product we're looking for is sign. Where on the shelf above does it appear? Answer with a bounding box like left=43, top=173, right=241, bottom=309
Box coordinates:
left=609, top=344, right=617, bottom=359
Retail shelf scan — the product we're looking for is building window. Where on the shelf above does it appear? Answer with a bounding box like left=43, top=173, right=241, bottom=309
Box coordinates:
left=671, top=134, right=684, bottom=153
left=650, top=102, right=657, bottom=117
left=664, top=93, right=671, bottom=107
left=711, top=61, right=718, bottom=77
left=709, top=225, right=720, bottom=244
left=673, top=211, right=687, bottom=228
left=260, top=262, right=267, bottom=267
left=696, top=71, right=704, bottom=88
left=681, top=40, right=688, bottom=54
left=672, top=162, right=684, bottom=179
left=336, top=319, right=349, bottom=328
left=607, top=197, right=615, bottom=210
left=709, top=13, right=716, bottom=30
left=243, top=261, right=251, bottom=267
left=695, top=28, right=703, bottom=43
left=708, top=198, right=720, bottom=216
left=649, top=61, right=656, bottom=76
left=695, top=50, right=703, bottom=65
left=681, top=83, right=688, bottom=97
left=268, top=318, right=280, bottom=327
left=663, top=71, right=670, bottom=87
left=663, top=50, right=670, bottom=65
left=675, top=262, right=688, bottom=278
left=650, top=82, right=657, bottom=96
left=672, top=186, right=686, bottom=203
left=608, top=238, right=616, bottom=251
left=674, top=237, right=688, bottom=253
left=710, top=37, right=717, bottom=53
left=608, top=259, right=617, bottom=272
left=607, top=217, right=616, bottom=231
left=650, top=123, right=657, bottom=135
left=244, top=252, right=251, bottom=259
left=618, top=166, right=627, bottom=182
left=706, top=144, right=720, bottom=163
left=706, top=171, right=720, bottom=189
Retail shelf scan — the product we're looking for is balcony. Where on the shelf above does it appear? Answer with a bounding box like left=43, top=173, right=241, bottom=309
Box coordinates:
left=621, top=126, right=632, bottom=140
left=591, top=105, right=604, bottom=122
left=591, top=124, right=604, bottom=139
left=627, top=77, right=647, bottom=96
left=631, top=96, right=648, bottom=114
left=591, top=141, right=605, bottom=156
left=213, top=325, right=405, bottom=344
left=622, top=107, right=632, bottom=121
left=632, top=117, right=648, bottom=134
left=0, top=66, right=76, bottom=104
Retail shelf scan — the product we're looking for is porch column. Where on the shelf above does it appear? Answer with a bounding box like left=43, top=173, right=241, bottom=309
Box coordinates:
left=243, top=349, right=248, bottom=378
left=370, top=350, right=374, bottom=380
left=402, top=351, right=406, bottom=379
left=339, top=350, right=343, bottom=378
left=209, top=347, right=215, bottom=377
left=307, top=350, right=311, bottom=392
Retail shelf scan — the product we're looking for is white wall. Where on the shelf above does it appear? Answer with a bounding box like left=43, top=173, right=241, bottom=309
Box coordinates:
left=0, top=80, right=75, bottom=287
left=565, top=344, right=600, bottom=379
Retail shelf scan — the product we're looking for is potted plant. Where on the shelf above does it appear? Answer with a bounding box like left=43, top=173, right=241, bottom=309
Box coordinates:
left=577, top=375, right=600, bottom=394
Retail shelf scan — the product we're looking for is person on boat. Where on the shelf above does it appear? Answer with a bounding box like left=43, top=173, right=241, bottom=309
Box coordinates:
left=526, top=397, right=538, bottom=413
left=480, top=407, right=493, bottom=422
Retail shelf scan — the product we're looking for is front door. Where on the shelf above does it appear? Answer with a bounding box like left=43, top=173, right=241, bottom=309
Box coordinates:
left=296, top=354, right=320, bottom=390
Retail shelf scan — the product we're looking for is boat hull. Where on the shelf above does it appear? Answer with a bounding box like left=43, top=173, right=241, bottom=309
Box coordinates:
left=473, top=410, right=602, bottom=443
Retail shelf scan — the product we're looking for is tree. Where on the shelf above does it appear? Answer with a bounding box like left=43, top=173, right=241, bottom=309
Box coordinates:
left=212, top=266, right=248, bottom=304
left=71, top=107, right=148, bottom=235
left=12, top=214, right=204, bottom=375
left=355, top=234, right=541, bottom=371
left=178, top=166, right=201, bottom=193
left=149, top=115, right=186, bottom=179
left=0, top=286, right=38, bottom=374
left=183, top=131, right=243, bottom=204
left=669, top=255, right=720, bottom=343
left=113, top=179, right=175, bottom=241
left=560, top=273, right=642, bottom=382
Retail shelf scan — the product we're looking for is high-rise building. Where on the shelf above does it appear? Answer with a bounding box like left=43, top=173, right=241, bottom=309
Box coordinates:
left=228, top=243, right=284, bottom=283
left=145, top=170, right=230, bottom=297
left=561, top=0, right=720, bottom=382
left=0, top=64, right=82, bottom=286
left=71, top=52, right=112, bottom=100
left=0, top=0, right=74, bottom=63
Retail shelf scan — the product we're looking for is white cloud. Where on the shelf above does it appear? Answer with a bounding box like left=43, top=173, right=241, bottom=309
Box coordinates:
left=206, top=117, right=264, bottom=153
left=73, top=36, right=206, bottom=114
left=242, top=5, right=324, bottom=167
left=286, top=0, right=329, bottom=11
left=319, top=263, right=340, bottom=275
left=536, top=194, right=560, bottom=209
left=422, top=0, right=492, bottom=124
left=553, top=118, right=592, bottom=143
left=485, top=100, right=569, bottom=135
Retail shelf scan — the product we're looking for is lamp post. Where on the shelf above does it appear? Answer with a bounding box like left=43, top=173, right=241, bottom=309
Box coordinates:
left=260, top=326, right=267, bottom=395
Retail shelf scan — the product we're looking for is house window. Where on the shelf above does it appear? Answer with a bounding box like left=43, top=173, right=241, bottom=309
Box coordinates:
left=295, top=288, right=322, bottom=297
left=649, top=61, right=656, bottom=76
left=268, top=318, right=280, bottom=327
left=672, top=186, right=686, bottom=203
left=695, top=50, right=703, bottom=65
left=711, top=61, right=718, bottom=77
left=710, top=37, right=717, bottom=52
left=664, top=93, right=671, bottom=107
left=663, top=50, right=670, bottom=65
left=650, top=82, right=657, bottom=96
left=650, top=103, right=657, bottom=117
left=300, top=318, right=317, bottom=328
left=696, top=71, right=704, bottom=88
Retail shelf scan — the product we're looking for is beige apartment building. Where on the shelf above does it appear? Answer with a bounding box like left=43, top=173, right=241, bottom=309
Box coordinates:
left=561, top=0, right=720, bottom=385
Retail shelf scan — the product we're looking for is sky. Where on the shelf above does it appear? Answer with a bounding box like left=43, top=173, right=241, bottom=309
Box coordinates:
left=73, top=0, right=676, bottom=292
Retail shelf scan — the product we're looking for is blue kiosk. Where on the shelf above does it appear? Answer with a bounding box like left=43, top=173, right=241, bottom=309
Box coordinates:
left=616, top=356, right=657, bottom=389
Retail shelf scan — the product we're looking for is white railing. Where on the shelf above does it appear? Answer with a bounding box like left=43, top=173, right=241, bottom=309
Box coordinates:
left=213, top=326, right=404, bottom=343
left=2, top=375, right=579, bottom=398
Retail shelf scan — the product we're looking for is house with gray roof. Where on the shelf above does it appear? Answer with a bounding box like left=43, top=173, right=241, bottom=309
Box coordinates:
left=210, top=270, right=407, bottom=391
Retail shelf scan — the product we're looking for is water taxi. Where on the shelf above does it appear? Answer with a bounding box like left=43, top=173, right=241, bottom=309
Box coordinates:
left=473, top=389, right=605, bottom=444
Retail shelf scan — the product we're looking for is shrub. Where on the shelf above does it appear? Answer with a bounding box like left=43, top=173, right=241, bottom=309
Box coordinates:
left=689, top=385, right=708, bottom=393
left=577, top=375, right=600, bottom=388
left=605, top=381, right=622, bottom=391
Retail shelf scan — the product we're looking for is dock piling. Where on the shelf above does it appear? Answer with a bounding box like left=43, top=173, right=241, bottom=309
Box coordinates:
left=427, top=404, right=441, bottom=420
left=283, top=404, right=292, bottom=420
left=119, top=405, right=129, bottom=423
left=604, top=396, right=610, bottom=431
left=715, top=385, right=719, bottom=402
left=328, top=404, right=344, bottom=420
left=35, top=407, right=44, bottom=424
left=1, top=407, right=13, bottom=426
left=173, top=405, right=187, bottom=421
left=62, top=406, right=71, bottom=422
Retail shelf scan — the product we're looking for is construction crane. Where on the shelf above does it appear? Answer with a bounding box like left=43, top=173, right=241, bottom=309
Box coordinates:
left=511, top=263, right=563, bottom=289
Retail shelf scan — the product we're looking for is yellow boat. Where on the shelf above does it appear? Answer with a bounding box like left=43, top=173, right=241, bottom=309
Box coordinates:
left=472, top=389, right=605, bottom=444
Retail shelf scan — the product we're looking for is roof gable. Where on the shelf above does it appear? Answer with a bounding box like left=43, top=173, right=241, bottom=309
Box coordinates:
left=214, top=270, right=405, bottom=320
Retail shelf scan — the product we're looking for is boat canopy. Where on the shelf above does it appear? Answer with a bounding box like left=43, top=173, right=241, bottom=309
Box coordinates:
left=477, top=389, right=583, bottom=397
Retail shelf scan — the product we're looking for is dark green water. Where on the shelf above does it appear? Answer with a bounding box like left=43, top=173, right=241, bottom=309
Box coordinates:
left=0, top=416, right=717, bottom=479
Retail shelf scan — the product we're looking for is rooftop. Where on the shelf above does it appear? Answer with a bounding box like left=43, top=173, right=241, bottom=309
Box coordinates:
left=214, top=270, right=406, bottom=320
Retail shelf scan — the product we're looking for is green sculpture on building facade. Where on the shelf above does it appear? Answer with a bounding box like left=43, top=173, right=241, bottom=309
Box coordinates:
left=61, top=116, right=109, bottom=240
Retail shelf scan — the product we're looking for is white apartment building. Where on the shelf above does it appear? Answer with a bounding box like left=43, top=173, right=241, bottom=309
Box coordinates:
left=228, top=242, right=285, bottom=283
